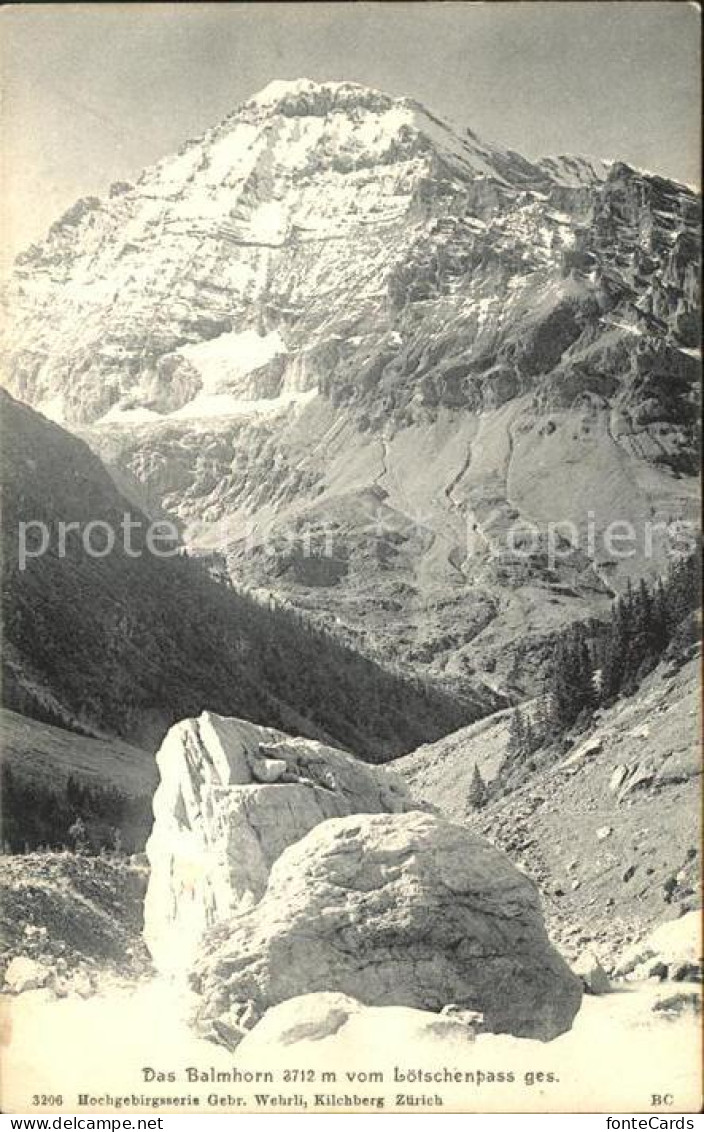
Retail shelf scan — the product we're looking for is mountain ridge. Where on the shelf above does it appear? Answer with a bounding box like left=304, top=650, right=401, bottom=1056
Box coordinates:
left=1, top=78, right=700, bottom=696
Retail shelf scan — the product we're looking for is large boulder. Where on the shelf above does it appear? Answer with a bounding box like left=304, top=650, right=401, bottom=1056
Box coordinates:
left=144, top=712, right=414, bottom=971
left=192, top=810, right=582, bottom=1041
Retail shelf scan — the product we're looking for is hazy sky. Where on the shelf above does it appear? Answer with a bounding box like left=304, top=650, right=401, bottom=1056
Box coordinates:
left=1, top=2, right=700, bottom=267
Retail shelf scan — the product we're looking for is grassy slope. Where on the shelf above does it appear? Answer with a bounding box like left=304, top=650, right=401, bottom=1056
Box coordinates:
left=394, top=650, right=701, bottom=962
left=0, top=709, right=155, bottom=796
left=394, top=703, right=519, bottom=813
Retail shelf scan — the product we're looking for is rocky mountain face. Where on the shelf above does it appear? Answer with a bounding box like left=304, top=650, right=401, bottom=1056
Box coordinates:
left=1, top=79, right=700, bottom=695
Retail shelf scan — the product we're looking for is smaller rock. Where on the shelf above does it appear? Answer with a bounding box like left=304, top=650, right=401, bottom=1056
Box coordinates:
left=648, top=961, right=669, bottom=981
left=651, top=992, right=701, bottom=1017
left=596, top=826, right=612, bottom=841
left=672, top=963, right=702, bottom=983
left=211, top=1016, right=247, bottom=1052
left=620, top=770, right=655, bottom=799
left=231, top=1000, right=258, bottom=1031
left=440, top=1005, right=485, bottom=1034
left=193, top=811, right=582, bottom=1041
left=4, top=957, right=52, bottom=994
left=663, top=876, right=678, bottom=902
left=623, top=865, right=636, bottom=882
left=610, top=766, right=629, bottom=793
left=53, top=978, right=71, bottom=999
left=69, top=969, right=95, bottom=998
left=647, top=964, right=670, bottom=982
left=571, top=879, right=581, bottom=891
left=573, top=951, right=612, bottom=995
left=564, top=736, right=603, bottom=768
left=248, top=753, right=287, bottom=784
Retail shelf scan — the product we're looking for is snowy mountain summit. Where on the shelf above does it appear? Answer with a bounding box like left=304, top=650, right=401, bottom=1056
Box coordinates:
left=2, top=77, right=635, bottom=427
left=1, top=79, right=700, bottom=693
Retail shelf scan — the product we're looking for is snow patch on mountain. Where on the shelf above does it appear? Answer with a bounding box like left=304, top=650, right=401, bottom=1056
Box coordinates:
left=100, top=405, right=164, bottom=425
left=248, top=77, right=354, bottom=106
left=170, top=387, right=317, bottom=422
left=178, top=328, right=286, bottom=393
left=35, top=395, right=67, bottom=425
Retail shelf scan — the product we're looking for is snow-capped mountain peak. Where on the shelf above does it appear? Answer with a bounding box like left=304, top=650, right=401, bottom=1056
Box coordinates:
left=0, top=77, right=699, bottom=702
left=2, top=77, right=698, bottom=431
left=245, top=76, right=387, bottom=107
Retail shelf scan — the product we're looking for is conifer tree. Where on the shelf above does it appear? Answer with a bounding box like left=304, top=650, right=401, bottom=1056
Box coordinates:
left=534, top=695, right=552, bottom=743
left=523, top=713, right=536, bottom=754
left=507, top=708, right=526, bottom=758
left=467, top=763, right=488, bottom=810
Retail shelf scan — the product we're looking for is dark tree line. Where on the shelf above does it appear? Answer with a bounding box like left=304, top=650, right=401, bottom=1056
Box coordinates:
left=1, top=765, right=152, bottom=855
left=1, top=388, right=483, bottom=768
left=504, top=553, right=700, bottom=767
left=4, top=528, right=481, bottom=766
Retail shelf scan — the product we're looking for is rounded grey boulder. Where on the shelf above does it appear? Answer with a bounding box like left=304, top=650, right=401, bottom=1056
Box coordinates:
left=193, top=810, right=582, bottom=1041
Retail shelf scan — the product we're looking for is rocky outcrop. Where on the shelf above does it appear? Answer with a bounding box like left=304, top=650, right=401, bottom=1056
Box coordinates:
left=0, top=853, right=151, bottom=998
left=192, top=810, right=582, bottom=1041
left=616, top=910, right=702, bottom=982
left=143, top=712, right=415, bottom=971
left=3, top=956, right=53, bottom=994
left=408, top=653, right=702, bottom=968
left=573, top=950, right=612, bottom=995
